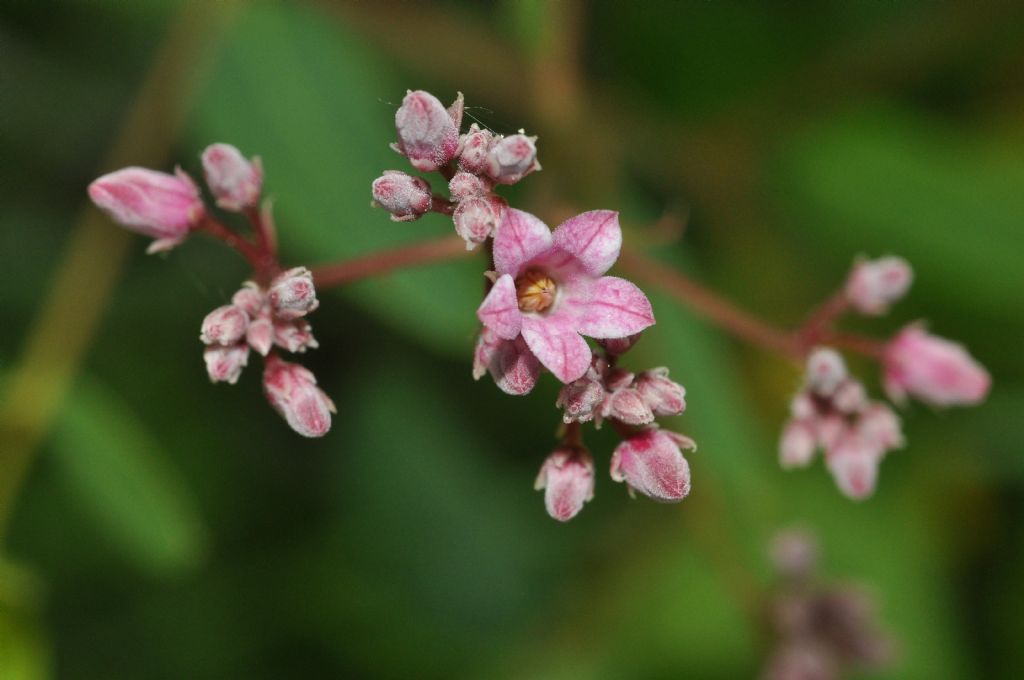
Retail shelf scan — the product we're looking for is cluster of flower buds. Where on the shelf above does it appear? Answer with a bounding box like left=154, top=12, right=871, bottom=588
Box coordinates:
left=372, top=90, right=540, bottom=249
left=762, top=530, right=894, bottom=680
left=780, top=349, right=903, bottom=500
left=558, top=358, right=686, bottom=427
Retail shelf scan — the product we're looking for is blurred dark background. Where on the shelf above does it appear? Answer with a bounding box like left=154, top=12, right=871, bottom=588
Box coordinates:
left=2, top=1, right=1023, bottom=678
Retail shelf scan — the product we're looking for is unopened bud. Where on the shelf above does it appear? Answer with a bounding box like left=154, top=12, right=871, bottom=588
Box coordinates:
left=246, top=316, right=274, bottom=356
left=231, top=282, right=265, bottom=316
left=486, top=133, right=540, bottom=184
left=816, top=413, right=848, bottom=451
left=200, top=305, right=249, bottom=346
left=273, top=319, right=319, bottom=353
left=448, top=171, right=486, bottom=201
left=263, top=356, right=335, bottom=438
left=371, top=171, right=432, bottom=222
left=832, top=379, right=867, bottom=414
left=201, top=143, right=263, bottom=211
left=88, top=166, right=205, bottom=253
left=883, top=325, right=990, bottom=407
left=456, top=124, right=495, bottom=174
left=779, top=420, right=817, bottom=469
left=603, top=387, right=655, bottom=426
left=534, top=446, right=595, bottom=522
left=845, top=256, right=913, bottom=315
left=394, top=90, right=459, bottom=172
left=826, top=434, right=881, bottom=500
left=790, top=392, right=817, bottom=420
left=603, top=367, right=635, bottom=392
left=635, top=367, right=686, bottom=416
left=597, top=333, right=642, bottom=356
left=610, top=428, right=693, bottom=502
left=858, top=403, right=904, bottom=450
left=268, top=267, right=318, bottom=320
left=204, top=344, right=249, bottom=384
left=556, top=371, right=605, bottom=423
left=453, top=196, right=502, bottom=249
left=805, top=348, right=847, bottom=396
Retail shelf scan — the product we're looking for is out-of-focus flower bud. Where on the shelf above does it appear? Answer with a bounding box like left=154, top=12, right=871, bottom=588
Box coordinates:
left=826, top=434, right=880, bottom=500
left=485, top=133, right=540, bottom=184
left=779, top=420, right=817, bottom=469
left=534, top=446, right=595, bottom=522
left=246, top=316, right=274, bottom=356
left=204, top=344, right=249, bottom=384
left=610, top=428, right=693, bottom=502
left=883, top=325, right=990, bottom=407
left=805, top=348, right=847, bottom=396
left=603, top=387, right=654, bottom=426
left=473, top=327, right=502, bottom=381
left=263, top=356, right=335, bottom=437
left=447, top=171, right=486, bottom=201
left=790, top=393, right=817, bottom=420
left=762, top=645, right=837, bottom=680
left=371, top=171, right=432, bottom=222
left=857, top=404, right=904, bottom=450
left=597, top=333, right=642, bottom=356
left=816, top=413, right=847, bottom=451
left=453, top=196, right=503, bottom=249
left=845, top=256, right=913, bottom=315
left=770, top=529, right=819, bottom=581
left=88, top=167, right=205, bottom=253
left=635, top=367, right=687, bottom=416
left=832, top=379, right=867, bottom=414
left=557, top=370, right=605, bottom=423
left=473, top=329, right=542, bottom=396
left=201, top=143, right=263, bottom=211
left=232, top=282, right=265, bottom=316
left=394, top=90, right=460, bottom=172
left=273, top=319, right=319, bottom=353
left=456, top=124, right=495, bottom=175
left=268, top=267, right=318, bottom=320
left=200, top=304, right=249, bottom=346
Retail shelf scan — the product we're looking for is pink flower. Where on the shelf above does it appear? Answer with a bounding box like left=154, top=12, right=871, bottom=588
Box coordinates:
left=88, top=167, right=205, bottom=253
left=200, top=305, right=249, bottom=346
left=610, top=428, right=694, bottom=502
left=372, top=171, right=432, bottom=222
left=845, top=256, right=912, bottom=315
left=477, top=209, right=655, bottom=383
left=263, top=356, right=335, bottom=438
left=534, top=446, right=595, bottom=522
left=394, top=90, right=460, bottom=172
left=883, top=325, right=990, bottom=406
left=201, top=143, right=263, bottom=211
left=472, top=328, right=542, bottom=396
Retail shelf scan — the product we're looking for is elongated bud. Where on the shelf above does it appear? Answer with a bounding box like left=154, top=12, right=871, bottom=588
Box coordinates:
left=805, top=348, right=847, bottom=396
left=448, top=171, right=486, bottom=201
left=457, top=124, right=495, bottom=174
left=371, top=171, right=432, bottom=222
left=246, top=316, right=274, bottom=356
left=200, top=304, right=249, bottom=346
left=268, top=267, right=318, bottom=320
left=201, top=143, right=263, bottom=211
left=394, top=90, right=459, bottom=172
left=273, top=319, right=318, bottom=353
left=779, top=420, right=817, bottom=469
left=883, top=325, right=990, bottom=406
left=486, top=133, right=540, bottom=184
left=603, top=387, right=654, bottom=426
left=453, top=196, right=502, bottom=249
left=845, top=256, right=912, bottom=315
left=204, top=344, right=249, bottom=384
left=610, top=428, right=693, bottom=502
left=88, top=166, right=205, bottom=253
left=557, top=370, right=605, bottom=423
left=263, top=356, right=335, bottom=437
left=534, top=446, right=595, bottom=522
left=231, top=282, right=266, bottom=316
left=635, top=367, right=686, bottom=416
left=826, top=434, right=881, bottom=500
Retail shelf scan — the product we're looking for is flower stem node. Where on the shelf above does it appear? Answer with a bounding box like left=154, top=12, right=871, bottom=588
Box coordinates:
left=535, top=446, right=595, bottom=522
left=394, top=90, right=460, bottom=172
left=263, top=356, right=335, bottom=438
left=201, top=143, right=263, bottom=211
left=268, top=267, right=319, bottom=320
left=371, top=171, right=432, bottom=222
left=610, top=428, right=694, bottom=502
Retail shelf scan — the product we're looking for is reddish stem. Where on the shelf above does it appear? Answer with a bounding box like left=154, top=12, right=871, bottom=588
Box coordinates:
left=309, top=235, right=470, bottom=289
left=798, top=288, right=849, bottom=346
left=430, top=196, right=456, bottom=216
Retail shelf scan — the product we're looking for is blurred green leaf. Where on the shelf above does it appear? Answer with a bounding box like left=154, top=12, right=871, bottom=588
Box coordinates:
left=51, top=376, right=207, bottom=576
left=0, top=610, right=49, bottom=680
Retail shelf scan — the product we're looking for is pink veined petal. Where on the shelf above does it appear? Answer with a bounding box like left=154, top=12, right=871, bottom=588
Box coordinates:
left=492, top=208, right=553, bottom=277
left=552, top=210, right=622, bottom=276
left=577, top=276, right=655, bottom=339
left=521, top=316, right=592, bottom=383
left=476, top=274, right=522, bottom=340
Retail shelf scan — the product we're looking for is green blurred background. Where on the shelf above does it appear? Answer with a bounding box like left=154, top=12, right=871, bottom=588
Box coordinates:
left=2, top=1, right=1023, bottom=678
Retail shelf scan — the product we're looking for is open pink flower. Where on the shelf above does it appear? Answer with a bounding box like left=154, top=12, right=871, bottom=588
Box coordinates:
left=477, top=209, right=655, bottom=383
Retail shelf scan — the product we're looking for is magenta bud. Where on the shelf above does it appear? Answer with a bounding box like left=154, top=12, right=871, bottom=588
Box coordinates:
left=845, top=256, right=913, bottom=315
left=88, top=166, right=205, bottom=253
left=246, top=316, right=274, bottom=356
left=453, top=196, right=503, bottom=249
left=779, top=420, right=817, bottom=469
left=635, top=367, right=687, bottom=416
left=486, top=133, right=540, bottom=184
left=610, top=428, right=693, bottom=502
left=273, top=319, right=319, bottom=353
left=268, top=267, right=318, bottom=320
left=371, top=171, right=432, bottom=222
left=597, top=333, right=642, bottom=356
left=883, top=325, right=990, bottom=407
left=556, top=370, right=605, bottom=424
left=447, top=171, right=486, bottom=201
left=263, top=356, right=335, bottom=438
left=603, top=387, right=654, bottom=426
left=456, top=124, right=495, bottom=174
left=826, top=434, right=881, bottom=500
left=603, top=367, right=635, bottom=392
left=534, top=446, right=595, bottom=522
left=201, top=143, right=263, bottom=211
left=203, top=344, right=249, bottom=384
left=200, top=304, right=249, bottom=346
left=231, top=282, right=265, bottom=316
left=394, top=90, right=459, bottom=172
left=805, top=348, right=847, bottom=396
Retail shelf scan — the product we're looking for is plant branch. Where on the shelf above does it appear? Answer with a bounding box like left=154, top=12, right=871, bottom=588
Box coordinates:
left=309, top=235, right=470, bottom=289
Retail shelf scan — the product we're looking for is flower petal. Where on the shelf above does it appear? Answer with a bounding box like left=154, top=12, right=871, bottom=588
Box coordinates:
left=521, top=316, right=592, bottom=383
left=578, top=276, right=655, bottom=338
left=493, top=208, right=553, bottom=277
left=476, top=274, right=522, bottom=340
left=552, top=210, right=621, bottom=276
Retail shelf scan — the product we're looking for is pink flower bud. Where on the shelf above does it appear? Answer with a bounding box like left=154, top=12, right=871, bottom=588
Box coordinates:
left=273, top=319, right=318, bottom=353
left=604, top=367, right=635, bottom=392
left=263, top=356, right=335, bottom=438
left=556, top=370, right=605, bottom=424
left=203, top=344, right=249, bottom=384
left=394, top=90, right=459, bottom=172
left=88, top=167, right=205, bottom=253
left=636, top=367, right=687, bottom=416
left=883, top=325, right=990, bottom=407
left=268, top=267, right=318, bottom=320
left=472, top=329, right=541, bottom=396
left=816, top=413, right=848, bottom=451
left=832, top=379, right=867, bottom=414
left=371, top=171, right=432, bottom=222
left=603, top=387, right=655, bottom=426
left=447, top=172, right=486, bottom=201
left=200, top=304, right=249, bottom=346
left=232, top=282, right=266, bottom=316
left=534, top=446, right=595, bottom=522
left=769, top=530, right=818, bottom=580
left=845, top=256, right=913, bottom=315
left=457, top=124, right=495, bottom=174
left=826, top=434, right=881, bottom=500
left=805, top=348, right=847, bottom=396
left=610, top=428, right=693, bottom=502
left=790, top=393, right=817, bottom=420
left=201, top=143, right=263, bottom=211
left=597, top=333, right=642, bottom=356
left=486, top=133, right=540, bottom=184
left=453, top=196, right=502, bottom=249
left=246, top=316, right=274, bottom=356
left=779, top=420, right=817, bottom=469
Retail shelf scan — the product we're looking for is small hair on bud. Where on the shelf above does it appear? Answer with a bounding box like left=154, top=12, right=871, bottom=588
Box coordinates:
left=200, top=305, right=249, bottom=346
left=204, top=344, right=249, bottom=384
left=610, top=428, right=692, bottom=502
left=556, top=370, right=605, bottom=424
left=201, top=143, right=263, bottom=211
left=371, top=171, right=432, bottom=221
left=268, top=267, right=319, bottom=320
left=635, top=367, right=687, bottom=416
left=394, top=90, right=459, bottom=172
left=845, top=256, right=913, bottom=316
left=453, top=196, right=503, bottom=249
left=486, top=133, right=540, bottom=185
left=447, top=172, right=486, bottom=201
left=456, top=124, right=495, bottom=175
left=535, top=446, right=595, bottom=522
left=263, top=356, right=335, bottom=437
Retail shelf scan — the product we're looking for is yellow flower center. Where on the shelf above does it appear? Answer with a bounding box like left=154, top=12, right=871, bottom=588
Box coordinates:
left=515, top=269, right=557, bottom=313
